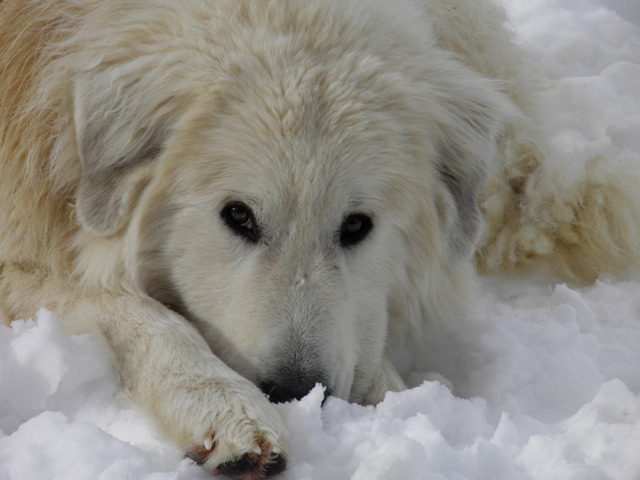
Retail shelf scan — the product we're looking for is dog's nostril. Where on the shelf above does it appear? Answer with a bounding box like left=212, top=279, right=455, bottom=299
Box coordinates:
left=260, top=380, right=330, bottom=404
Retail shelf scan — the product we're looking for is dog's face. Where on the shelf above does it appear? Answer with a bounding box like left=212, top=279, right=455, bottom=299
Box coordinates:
left=152, top=137, right=402, bottom=402
left=71, top=23, right=511, bottom=403
left=134, top=67, right=444, bottom=403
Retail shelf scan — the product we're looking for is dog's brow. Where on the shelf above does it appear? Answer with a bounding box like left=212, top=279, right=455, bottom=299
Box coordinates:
left=347, top=195, right=388, bottom=212
left=219, top=189, right=261, bottom=206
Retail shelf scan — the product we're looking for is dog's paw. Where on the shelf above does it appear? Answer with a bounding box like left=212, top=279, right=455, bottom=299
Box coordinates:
left=188, top=435, right=287, bottom=479
left=180, top=380, right=289, bottom=479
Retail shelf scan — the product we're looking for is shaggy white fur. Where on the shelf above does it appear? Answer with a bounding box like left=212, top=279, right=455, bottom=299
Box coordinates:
left=1, top=1, right=638, bottom=478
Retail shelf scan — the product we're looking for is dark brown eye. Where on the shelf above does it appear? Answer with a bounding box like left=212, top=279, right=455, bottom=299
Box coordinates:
left=230, top=206, right=251, bottom=227
left=344, top=216, right=363, bottom=233
left=221, top=202, right=260, bottom=243
left=339, top=213, right=373, bottom=247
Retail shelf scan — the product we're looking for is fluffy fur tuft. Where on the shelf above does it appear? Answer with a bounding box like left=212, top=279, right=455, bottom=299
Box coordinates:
left=478, top=141, right=640, bottom=283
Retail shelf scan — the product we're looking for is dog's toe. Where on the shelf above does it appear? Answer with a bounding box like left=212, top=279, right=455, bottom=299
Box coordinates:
left=263, top=454, right=287, bottom=477
left=217, top=453, right=259, bottom=477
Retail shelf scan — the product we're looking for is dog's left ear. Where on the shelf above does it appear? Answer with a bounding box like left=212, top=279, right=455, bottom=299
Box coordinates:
left=432, top=76, right=515, bottom=262
left=73, top=71, right=182, bottom=236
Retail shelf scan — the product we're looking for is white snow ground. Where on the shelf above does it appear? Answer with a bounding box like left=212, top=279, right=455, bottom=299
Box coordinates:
left=2, top=1, right=640, bottom=479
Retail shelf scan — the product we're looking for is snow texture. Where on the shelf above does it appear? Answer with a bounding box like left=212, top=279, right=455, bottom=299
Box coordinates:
left=2, top=0, right=640, bottom=479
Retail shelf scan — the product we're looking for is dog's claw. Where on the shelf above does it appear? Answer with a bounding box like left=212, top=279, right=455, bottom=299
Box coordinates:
left=186, top=448, right=210, bottom=466
left=186, top=434, right=217, bottom=465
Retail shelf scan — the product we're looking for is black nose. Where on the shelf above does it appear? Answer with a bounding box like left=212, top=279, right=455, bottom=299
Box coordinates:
left=260, top=380, right=332, bottom=404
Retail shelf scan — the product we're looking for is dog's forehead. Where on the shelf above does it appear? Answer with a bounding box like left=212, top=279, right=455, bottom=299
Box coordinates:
left=171, top=98, right=415, bottom=217
left=162, top=45, right=434, bottom=222
left=214, top=137, right=390, bottom=216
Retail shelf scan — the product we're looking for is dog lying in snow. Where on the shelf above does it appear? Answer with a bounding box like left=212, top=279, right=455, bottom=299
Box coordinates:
left=2, top=0, right=638, bottom=477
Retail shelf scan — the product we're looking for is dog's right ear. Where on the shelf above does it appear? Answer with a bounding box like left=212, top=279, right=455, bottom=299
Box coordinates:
left=73, top=71, right=181, bottom=236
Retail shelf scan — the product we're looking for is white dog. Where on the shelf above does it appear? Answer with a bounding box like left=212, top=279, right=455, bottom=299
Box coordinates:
left=2, top=0, right=638, bottom=477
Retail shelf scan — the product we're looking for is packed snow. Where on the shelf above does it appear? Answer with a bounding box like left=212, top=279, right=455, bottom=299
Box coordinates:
left=2, top=1, right=640, bottom=479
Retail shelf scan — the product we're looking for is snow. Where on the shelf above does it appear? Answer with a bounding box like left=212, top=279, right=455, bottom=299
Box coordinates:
left=2, top=1, right=640, bottom=479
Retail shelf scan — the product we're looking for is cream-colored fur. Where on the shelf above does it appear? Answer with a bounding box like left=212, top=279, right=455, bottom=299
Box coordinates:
left=1, top=0, right=638, bottom=477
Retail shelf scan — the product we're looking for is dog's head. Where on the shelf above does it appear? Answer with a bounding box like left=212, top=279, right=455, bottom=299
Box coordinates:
left=71, top=3, right=512, bottom=404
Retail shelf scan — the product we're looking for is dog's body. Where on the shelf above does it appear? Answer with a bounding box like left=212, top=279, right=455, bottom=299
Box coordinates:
left=2, top=0, right=638, bottom=477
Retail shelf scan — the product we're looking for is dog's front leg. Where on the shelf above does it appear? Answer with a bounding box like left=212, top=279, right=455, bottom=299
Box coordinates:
left=87, top=293, right=288, bottom=478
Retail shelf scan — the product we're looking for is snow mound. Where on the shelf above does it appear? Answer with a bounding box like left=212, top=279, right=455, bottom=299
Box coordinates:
left=3, top=279, right=640, bottom=479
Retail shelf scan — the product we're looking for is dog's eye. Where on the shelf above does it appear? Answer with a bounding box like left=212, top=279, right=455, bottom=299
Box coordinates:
left=339, top=213, right=373, bottom=247
left=221, top=202, right=260, bottom=243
